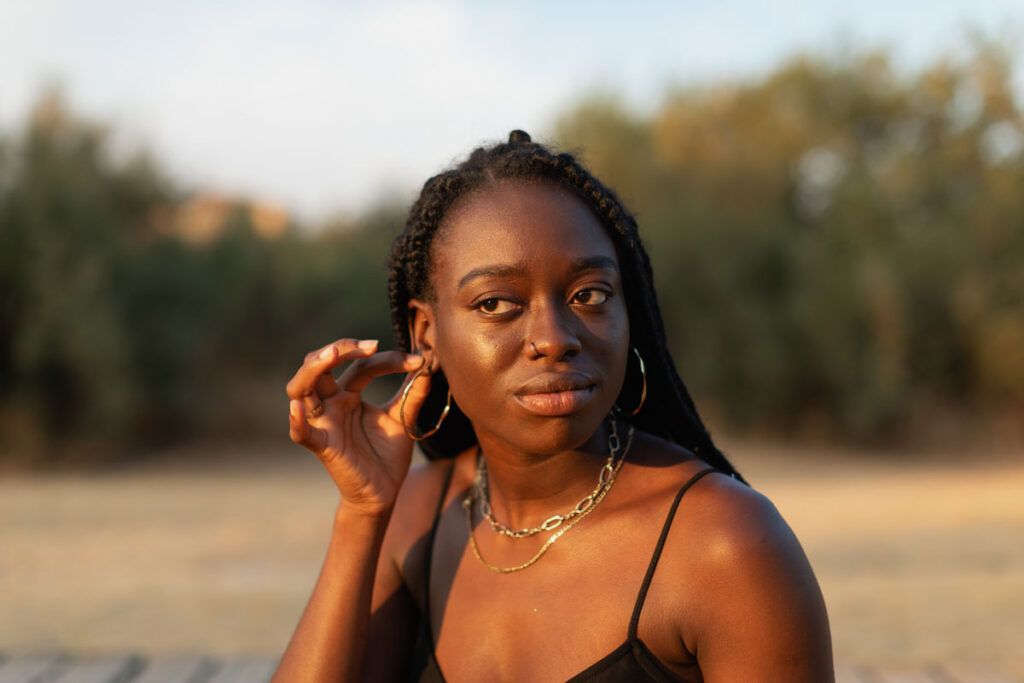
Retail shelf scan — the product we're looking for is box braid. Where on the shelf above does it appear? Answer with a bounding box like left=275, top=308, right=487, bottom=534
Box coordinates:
left=387, top=130, right=743, bottom=480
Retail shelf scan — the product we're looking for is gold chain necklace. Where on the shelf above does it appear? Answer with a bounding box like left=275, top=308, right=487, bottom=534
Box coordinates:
left=462, top=422, right=635, bottom=574
left=477, top=419, right=623, bottom=539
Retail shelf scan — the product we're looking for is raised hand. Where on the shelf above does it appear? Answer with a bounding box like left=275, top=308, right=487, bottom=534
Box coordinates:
left=285, top=338, right=432, bottom=517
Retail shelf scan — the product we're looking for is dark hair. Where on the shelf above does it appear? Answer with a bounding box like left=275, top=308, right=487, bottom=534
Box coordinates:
left=387, top=130, right=742, bottom=479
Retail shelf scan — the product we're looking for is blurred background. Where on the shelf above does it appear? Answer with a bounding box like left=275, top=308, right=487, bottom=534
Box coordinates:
left=1, top=0, right=1022, bottom=676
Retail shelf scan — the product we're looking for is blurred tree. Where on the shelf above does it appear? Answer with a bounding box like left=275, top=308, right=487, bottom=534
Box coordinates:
left=0, top=90, right=168, bottom=459
left=0, top=90, right=399, bottom=464
left=555, top=39, right=1024, bottom=444
left=3, top=39, right=1023, bottom=465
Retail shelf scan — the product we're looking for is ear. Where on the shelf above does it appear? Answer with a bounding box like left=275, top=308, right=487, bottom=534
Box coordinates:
left=408, top=298, right=440, bottom=372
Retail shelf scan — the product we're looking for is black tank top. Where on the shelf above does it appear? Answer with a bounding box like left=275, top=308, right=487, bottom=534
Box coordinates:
left=411, top=465, right=719, bottom=682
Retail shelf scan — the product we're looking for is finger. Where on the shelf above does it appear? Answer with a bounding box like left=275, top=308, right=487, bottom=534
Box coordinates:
left=302, top=392, right=324, bottom=420
left=315, top=371, right=338, bottom=399
left=285, top=339, right=379, bottom=400
left=289, top=399, right=327, bottom=453
left=337, top=352, right=425, bottom=394
left=386, top=365, right=433, bottom=428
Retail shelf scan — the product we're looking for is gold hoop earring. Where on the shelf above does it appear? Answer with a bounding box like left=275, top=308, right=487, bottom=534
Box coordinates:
left=616, top=347, right=647, bottom=417
left=400, top=365, right=452, bottom=441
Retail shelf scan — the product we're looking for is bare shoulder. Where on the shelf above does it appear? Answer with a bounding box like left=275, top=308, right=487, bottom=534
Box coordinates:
left=681, top=471, right=798, bottom=564
left=669, top=469, right=835, bottom=680
left=383, top=456, right=456, bottom=562
left=622, top=432, right=811, bottom=577
left=625, top=432, right=808, bottom=579
left=673, top=470, right=819, bottom=602
left=394, top=457, right=456, bottom=526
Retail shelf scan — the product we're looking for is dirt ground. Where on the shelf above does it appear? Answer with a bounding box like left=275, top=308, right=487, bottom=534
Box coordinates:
left=1, top=439, right=1021, bottom=673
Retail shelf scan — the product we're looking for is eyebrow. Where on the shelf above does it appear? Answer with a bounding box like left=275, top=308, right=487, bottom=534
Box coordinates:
left=456, top=256, right=619, bottom=291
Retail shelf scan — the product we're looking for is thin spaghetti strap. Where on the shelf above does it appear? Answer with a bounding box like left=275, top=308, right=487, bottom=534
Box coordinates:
left=423, top=461, right=456, bottom=652
left=628, top=467, right=718, bottom=640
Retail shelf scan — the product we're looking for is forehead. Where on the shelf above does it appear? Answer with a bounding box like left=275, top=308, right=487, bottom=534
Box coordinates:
left=430, top=181, right=619, bottom=290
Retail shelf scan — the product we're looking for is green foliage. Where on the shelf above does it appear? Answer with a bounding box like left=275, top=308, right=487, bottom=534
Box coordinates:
left=0, top=91, right=397, bottom=462
left=555, top=43, right=1024, bottom=442
left=1, top=92, right=151, bottom=450
left=3, top=40, right=1023, bottom=462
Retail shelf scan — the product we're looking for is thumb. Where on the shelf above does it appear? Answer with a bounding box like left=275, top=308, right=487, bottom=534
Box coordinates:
left=388, top=366, right=434, bottom=435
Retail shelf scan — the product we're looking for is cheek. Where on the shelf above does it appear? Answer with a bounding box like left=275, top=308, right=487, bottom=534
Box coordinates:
left=583, top=300, right=630, bottom=354
left=435, top=300, right=630, bottom=412
left=435, top=313, right=519, bottom=397
left=586, top=300, right=630, bottom=393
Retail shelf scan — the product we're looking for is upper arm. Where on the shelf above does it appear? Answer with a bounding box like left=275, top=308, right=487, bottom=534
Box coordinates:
left=364, top=541, right=418, bottom=682
left=685, top=478, right=834, bottom=682
left=363, top=461, right=448, bottom=681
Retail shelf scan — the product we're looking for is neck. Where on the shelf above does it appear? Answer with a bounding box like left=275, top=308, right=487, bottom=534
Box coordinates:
left=474, top=420, right=614, bottom=531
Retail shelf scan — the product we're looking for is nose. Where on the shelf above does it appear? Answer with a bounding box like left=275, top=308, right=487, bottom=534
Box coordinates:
left=525, top=300, right=582, bottom=361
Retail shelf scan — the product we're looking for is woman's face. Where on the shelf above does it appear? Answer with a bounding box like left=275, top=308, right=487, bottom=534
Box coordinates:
left=411, top=180, right=630, bottom=455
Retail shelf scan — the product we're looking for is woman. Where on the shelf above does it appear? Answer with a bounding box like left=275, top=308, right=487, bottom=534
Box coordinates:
left=275, top=131, right=833, bottom=682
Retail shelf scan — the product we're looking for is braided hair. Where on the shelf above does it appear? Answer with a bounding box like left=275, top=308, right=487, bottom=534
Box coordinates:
left=387, top=130, right=742, bottom=479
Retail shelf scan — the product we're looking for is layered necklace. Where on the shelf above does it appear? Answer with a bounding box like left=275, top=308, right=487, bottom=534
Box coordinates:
left=462, top=418, right=635, bottom=574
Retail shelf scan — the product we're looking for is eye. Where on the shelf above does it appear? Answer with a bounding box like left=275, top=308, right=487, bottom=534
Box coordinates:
left=571, top=288, right=611, bottom=306
left=475, top=297, right=520, bottom=315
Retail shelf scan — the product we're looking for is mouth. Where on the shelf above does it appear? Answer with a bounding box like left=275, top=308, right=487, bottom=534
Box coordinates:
left=514, top=373, right=596, bottom=417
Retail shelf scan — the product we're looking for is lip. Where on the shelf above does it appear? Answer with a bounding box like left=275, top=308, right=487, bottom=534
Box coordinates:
left=514, top=372, right=596, bottom=417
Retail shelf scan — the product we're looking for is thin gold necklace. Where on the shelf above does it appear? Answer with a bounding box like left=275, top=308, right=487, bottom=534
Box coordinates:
left=477, top=419, right=623, bottom=539
left=463, top=422, right=635, bottom=574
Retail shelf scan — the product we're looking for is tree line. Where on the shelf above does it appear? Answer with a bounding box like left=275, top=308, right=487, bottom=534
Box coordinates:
left=1, top=43, right=1021, bottom=465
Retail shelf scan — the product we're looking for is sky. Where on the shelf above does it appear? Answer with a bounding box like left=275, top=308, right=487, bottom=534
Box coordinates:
left=1, top=0, right=1022, bottom=220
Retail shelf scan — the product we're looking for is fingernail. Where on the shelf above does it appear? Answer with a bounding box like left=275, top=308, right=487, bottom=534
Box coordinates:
left=358, top=339, right=379, bottom=351
left=290, top=400, right=301, bottom=418
left=318, top=346, right=335, bottom=360
left=411, top=354, right=425, bottom=366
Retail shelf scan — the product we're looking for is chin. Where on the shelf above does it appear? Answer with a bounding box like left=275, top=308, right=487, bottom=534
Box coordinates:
left=507, top=406, right=611, bottom=455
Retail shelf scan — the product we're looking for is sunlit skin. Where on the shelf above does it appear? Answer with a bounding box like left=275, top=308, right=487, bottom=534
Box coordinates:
left=409, top=181, right=630, bottom=524
left=275, top=181, right=833, bottom=682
